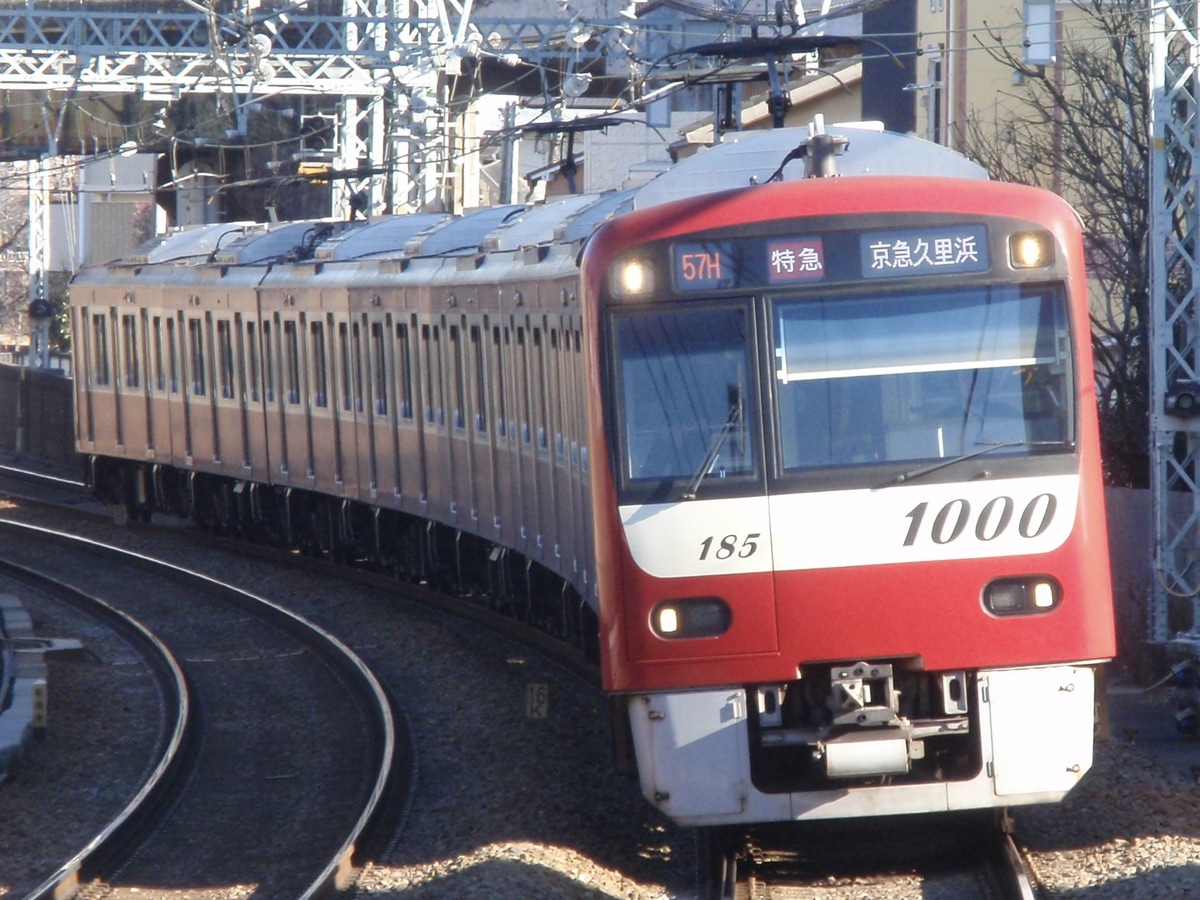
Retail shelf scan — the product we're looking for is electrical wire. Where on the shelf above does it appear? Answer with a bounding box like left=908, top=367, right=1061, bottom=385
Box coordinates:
left=0, top=0, right=1164, bottom=204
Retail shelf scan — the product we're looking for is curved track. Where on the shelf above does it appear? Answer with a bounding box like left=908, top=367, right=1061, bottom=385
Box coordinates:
left=0, top=550, right=188, bottom=900
left=0, top=520, right=403, bottom=898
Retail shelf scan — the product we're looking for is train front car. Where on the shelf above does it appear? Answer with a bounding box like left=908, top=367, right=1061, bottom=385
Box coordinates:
left=582, top=167, right=1116, bottom=826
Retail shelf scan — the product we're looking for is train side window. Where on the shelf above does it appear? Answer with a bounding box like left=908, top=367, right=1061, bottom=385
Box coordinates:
left=421, top=323, right=444, bottom=426
left=246, top=321, right=260, bottom=403
left=470, top=324, right=486, bottom=433
left=188, top=318, right=206, bottom=396
left=310, top=321, right=328, bottom=408
left=91, top=313, right=111, bottom=387
left=371, top=322, right=388, bottom=416
left=450, top=323, right=465, bottom=430
left=121, top=313, right=140, bottom=388
left=421, top=324, right=434, bottom=423
left=351, top=322, right=365, bottom=413
left=338, top=323, right=352, bottom=412
left=551, top=328, right=565, bottom=458
left=516, top=326, right=531, bottom=444
left=396, top=321, right=414, bottom=420
left=152, top=315, right=166, bottom=392
left=140, top=310, right=153, bottom=391
left=284, top=320, right=301, bottom=405
left=263, top=320, right=276, bottom=404
left=433, top=324, right=444, bottom=426
left=217, top=319, right=235, bottom=400
left=491, top=325, right=508, bottom=439
left=167, top=318, right=179, bottom=394
left=534, top=327, right=549, bottom=450
left=570, top=329, right=583, bottom=466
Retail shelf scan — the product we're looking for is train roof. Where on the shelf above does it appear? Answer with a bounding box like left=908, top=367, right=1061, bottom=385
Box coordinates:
left=403, top=204, right=526, bottom=258
left=314, top=212, right=451, bottom=261
left=629, top=122, right=988, bottom=210
left=126, top=222, right=253, bottom=265
left=98, top=123, right=989, bottom=276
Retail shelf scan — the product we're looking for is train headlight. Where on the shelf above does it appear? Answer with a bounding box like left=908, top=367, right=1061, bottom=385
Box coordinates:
left=1009, top=231, right=1054, bottom=269
left=651, top=597, right=731, bottom=639
left=983, top=576, right=1061, bottom=616
left=610, top=258, right=655, bottom=298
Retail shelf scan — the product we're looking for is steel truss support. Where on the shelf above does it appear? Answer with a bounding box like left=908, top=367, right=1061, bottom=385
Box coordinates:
left=0, top=3, right=621, bottom=216
left=1150, top=1, right=1200, bottom=648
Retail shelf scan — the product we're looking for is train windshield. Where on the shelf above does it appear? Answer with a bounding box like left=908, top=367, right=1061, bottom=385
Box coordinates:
left=773, top=284, right=1073, bottom=472
left=614, top=306, right=757, bottom=492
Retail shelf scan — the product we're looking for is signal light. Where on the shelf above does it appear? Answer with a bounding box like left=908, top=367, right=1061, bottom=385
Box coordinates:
left=1165, top=380, right=1200, bottom=417
left=983, top=576, right=1061, bottom=616
left=651, top=597, right=731, bottom=639
left=1009, top=231, right=1054, bottom=269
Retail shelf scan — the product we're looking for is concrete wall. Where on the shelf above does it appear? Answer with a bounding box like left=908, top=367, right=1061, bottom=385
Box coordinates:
left=0, top=365, right=78, bottom=472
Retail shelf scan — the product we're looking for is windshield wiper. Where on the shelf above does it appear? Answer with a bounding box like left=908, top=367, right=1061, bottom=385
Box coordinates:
left=684, top=388, right=743, bottom=500
left=883, top=440, right=1070, bottom=487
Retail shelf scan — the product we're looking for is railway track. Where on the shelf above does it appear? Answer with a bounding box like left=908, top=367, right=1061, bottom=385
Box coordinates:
left=0, top=519, right=403, bottom=898
left=699, top=813, right=1040, bottom=899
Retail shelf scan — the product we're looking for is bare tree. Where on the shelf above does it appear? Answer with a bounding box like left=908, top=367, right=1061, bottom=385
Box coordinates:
left=961, top=0, right=1148, bottom=487
left=0, top=179, right=30, bottom=340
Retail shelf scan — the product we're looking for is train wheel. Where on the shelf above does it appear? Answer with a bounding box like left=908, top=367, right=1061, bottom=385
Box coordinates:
left=695, top=827, right=742, bottom=900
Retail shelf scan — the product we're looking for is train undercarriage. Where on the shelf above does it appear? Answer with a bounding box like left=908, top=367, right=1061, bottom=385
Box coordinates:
left=86, top=455, right=599, bottom=661
left=748, top=661, right=981, bottom=794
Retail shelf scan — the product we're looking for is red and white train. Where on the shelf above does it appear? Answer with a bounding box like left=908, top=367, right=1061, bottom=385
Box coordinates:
left=71, top=121, right=1116, bottom=828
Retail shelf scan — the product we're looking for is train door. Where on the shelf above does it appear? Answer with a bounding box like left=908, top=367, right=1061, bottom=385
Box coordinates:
left=76, top=304, right=119, bottom=455
left=179, top=308, right=217, bottom=467
left=277, top=311, right=311, bottom=487
left=212, top=311, right=251, bottom=478
left=240, top=314, right=269, bottom=481
left=164, top=309, right=189, bottom=469
left=512, top=318, right=538, bottom=560
left=419, top=316, right=452, bottom=522
left=568, top=321, right=592, bottom=595
left=113, top=308, right=150, bottom=456
left=364, top=314, right=396, bottom=503
left=446, top=317, right=474, bottom=528
left=487, top=321, right=518, bottom=546
left=549, top=321, right=583, bottom=588
left=260, top=314, right=288, bottom=483
left=305, top=312, right=346, bottom=497
left=331, top=316, right=357, bottom=501
left=69, top=304, right=91, bottom=451
left=345, top=317, right=371, bottom=504
left=393, top=315, right=422, bottom=514
left=146, top=311, right=176, bottom=461
left=530, top=319, right=558, bottom=569
left=466, top=318, right=497, bottom=540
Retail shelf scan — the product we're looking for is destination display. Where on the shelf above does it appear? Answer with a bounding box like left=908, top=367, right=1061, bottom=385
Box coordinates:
left=860, top=225, right=990, bottom=279
left=673, top=224, right=991, bottom=293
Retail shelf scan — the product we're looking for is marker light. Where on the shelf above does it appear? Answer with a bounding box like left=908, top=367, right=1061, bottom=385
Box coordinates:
left=1009, top=231, right=1055, bottom=269
left=983, top=576, right=1062, bottom=616
left=651, top=597, right=731, bottom=639
left=610, top=258, right=654, bottom=298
